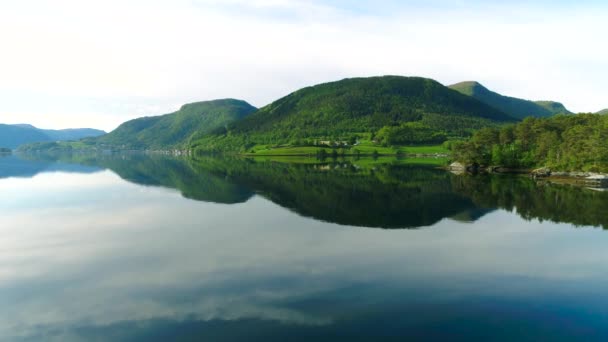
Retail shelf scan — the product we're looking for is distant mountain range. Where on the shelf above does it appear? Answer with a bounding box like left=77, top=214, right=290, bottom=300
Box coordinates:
left=0, top=124, right=105, bottom=149
left=17, top=75, right=589, bottom=154
left=597, top=109, right=608, bottom=115
left=449, top=81, right=571, bottom=119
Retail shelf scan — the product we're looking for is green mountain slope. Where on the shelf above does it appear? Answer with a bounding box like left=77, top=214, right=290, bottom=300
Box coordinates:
left=193, top=76, right=515, bottom=152
left=449, top=81, right=571, bottom=119
left=597, top=109, right=608, bottom=115
left=534, top=101, right=571, bottom=115
left=0, top=124, right=105, bottom=149
left=95, top=99, right=257, bottom=149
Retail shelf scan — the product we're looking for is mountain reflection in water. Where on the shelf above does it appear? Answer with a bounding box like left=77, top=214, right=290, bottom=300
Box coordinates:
left=8, top=153, right=608, bottom=229
left=3, top=153, right=608, bottom=341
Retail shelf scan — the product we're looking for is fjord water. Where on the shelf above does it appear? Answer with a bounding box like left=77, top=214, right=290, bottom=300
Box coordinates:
left=2, top=154, right=608, bottom=341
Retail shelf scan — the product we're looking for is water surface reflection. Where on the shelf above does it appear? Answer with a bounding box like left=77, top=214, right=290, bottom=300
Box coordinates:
left=1, top=154, right=608, bottom=341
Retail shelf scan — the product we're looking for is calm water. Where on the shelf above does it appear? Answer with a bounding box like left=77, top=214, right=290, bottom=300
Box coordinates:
left=1, top=153, right=608, bottom=341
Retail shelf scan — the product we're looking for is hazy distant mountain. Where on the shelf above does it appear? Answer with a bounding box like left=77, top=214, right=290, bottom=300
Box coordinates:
left=449, top=81, right=572, bottom=119
left=0, top=124, right=105, bottom=149
left=0, top=124, right=50, bottom=149
left=43, top=128, right=107, bottom=141
left=12, top=124, right=37, bottom=129
left=597, top=109, right=608, bottom=115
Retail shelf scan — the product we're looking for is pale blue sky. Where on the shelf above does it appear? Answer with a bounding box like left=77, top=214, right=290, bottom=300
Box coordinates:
left=0, top=0, right=606, bottom=131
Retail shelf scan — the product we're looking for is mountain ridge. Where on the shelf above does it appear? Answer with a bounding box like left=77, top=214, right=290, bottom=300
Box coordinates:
left=193, top=76, right=516, bottom=152
left=449, top=81, right=571, bottom=119
left=18, top=76, right=584, bottom=154
left=84, top=98, right=257, bottom=150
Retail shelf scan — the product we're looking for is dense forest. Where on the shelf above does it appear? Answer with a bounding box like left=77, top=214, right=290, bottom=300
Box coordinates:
left=192, top=76, right=515, bottom=152
left=375, top=122, right=447, bottom=145
left=451, top=114, right=608, bottom=171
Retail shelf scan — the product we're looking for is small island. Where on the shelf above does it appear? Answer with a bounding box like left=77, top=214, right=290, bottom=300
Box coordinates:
left=0, top=147, right=11, bottom=154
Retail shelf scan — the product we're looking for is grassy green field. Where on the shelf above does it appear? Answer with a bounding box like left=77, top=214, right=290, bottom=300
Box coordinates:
left=245, top=141, right=449, bottom=156
left=351, top=156, right=448, bottom=167
left=248, top=155, right=449, bottom=167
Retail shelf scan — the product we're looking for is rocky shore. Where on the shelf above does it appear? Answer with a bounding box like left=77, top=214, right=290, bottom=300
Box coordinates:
left=448, top=162, right=608, bottom=188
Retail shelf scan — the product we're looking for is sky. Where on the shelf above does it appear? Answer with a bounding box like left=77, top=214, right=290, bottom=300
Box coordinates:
left=0, top=0, right=607, bottom=131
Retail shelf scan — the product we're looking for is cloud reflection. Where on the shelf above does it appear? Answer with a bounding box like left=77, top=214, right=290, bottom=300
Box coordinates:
left=1, top=170, right=608, bottom=340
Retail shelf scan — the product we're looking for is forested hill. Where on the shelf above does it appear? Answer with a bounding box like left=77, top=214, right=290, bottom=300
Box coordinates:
left=449, top=81, right=571, bottom=119
left=598, top=109, right=608, bottom=115
left=535, top=101, right=571, bottom=115
left=451, top=114, right=608, bottom=172
left=193, top=76, right=515, bottom=152
left=0, top=124, right=105, bottom=149
left=92, top=99, right=257, bottom=149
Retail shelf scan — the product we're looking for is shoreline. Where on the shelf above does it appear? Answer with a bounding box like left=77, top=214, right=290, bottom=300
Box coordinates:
left=448, top=163, right=608, bottom=188
left=241, top=152, right=449, bottom=157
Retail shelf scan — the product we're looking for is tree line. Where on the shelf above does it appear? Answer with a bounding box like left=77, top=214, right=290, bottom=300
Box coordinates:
left=450, top=114, right=608, bottom=171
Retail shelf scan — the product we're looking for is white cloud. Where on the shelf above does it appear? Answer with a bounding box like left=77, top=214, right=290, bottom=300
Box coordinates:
left=0, top=0, right=606, bottom=130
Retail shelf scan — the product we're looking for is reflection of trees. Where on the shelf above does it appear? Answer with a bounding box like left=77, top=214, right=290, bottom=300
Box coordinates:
left=190, top=157, right=478, bottom=229
left=17, top=152, right=608, bottom=230
left=452, top=175, right=608, bottom=229
left=26, top=153, right=479, bottom=229
left=23, top=153, right=254, bottom=204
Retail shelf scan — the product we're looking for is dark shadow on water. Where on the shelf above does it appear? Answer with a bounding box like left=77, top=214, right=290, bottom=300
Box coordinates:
left=10, top=152, right=608, bottom=229
left=452, top=174, right=608, bottom=229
